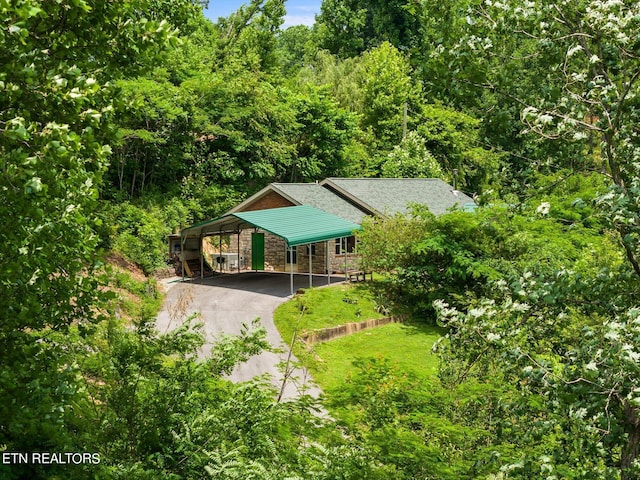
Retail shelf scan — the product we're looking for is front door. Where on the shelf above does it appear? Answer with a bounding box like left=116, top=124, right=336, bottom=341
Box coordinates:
left=251, top=233, right=265, bottom=270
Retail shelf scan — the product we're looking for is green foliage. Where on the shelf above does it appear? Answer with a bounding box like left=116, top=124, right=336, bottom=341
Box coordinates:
left=358, top=212, right=430, bottom=273
left=216, top=0, right=286, bottom=72
left=106, top=197, right=194, bottom=273
left=314, top=0, right=422, bottom=57
left=314, top=0, right=367, bottom=58
left=109, top=268, right=163, bottom=320
left=294, top=47, right=497, bottom=184
left=183, top=62, right=297, bottom=187
left=359, top=42, right=421, bottom=153
left=382, top=131, right=444, bottom=179
left=359, top=187, right=613, bottom=321
left=417, top=104, right=502, bottom=193
left=525, top=171, right=608, bottom=228
left=434, top=262, right=640, bottom=478
left=289, top=86, right=360, bottom=182
left=108, top=78, right=195, bottom=198
left=0, top=0, right=180, bottom=465
left=276, top=25, right=315, bottom=75
left=296, top=50, right=366, bottom=113
left=76, top=312, right=304, bottom=478
left=327, top=356, right=509, bottom=479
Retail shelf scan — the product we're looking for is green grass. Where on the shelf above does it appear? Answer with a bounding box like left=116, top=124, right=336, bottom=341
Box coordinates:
left=274, top=282, right=385, bottom=346
left=305, top=322, right=443, bottom=392
left=273, top=282, right=444, bottom=395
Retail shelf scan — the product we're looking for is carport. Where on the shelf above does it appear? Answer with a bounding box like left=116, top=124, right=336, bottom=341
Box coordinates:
left=180, top=205, right=361, bottom=295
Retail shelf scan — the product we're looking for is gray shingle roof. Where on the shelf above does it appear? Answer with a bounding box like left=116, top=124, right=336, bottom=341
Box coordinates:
left=272, top=183, right=366, bottom=224
left=322, top=178, right=476, bottom=216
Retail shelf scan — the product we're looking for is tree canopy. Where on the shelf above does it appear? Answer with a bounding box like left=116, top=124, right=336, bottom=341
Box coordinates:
left=5, top=0, right=640, bottom=478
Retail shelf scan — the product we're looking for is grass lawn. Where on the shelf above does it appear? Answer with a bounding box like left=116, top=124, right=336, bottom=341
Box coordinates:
left=274, top=282, right=385, bottom=346
left=305, top=322, right=443, bottom=392
left=273, top=282, right=444, bottom=394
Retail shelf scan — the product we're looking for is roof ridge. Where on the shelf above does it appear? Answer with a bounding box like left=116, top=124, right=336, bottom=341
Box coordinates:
left=326, top=177, right=443, bottom=181
left=273, top=182, right=321, bottom=185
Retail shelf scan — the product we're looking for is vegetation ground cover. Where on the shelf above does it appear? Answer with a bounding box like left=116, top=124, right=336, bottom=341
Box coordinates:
left=306, top=322, right=442, bottom=392
left=273, top=282, right=385, bottom=346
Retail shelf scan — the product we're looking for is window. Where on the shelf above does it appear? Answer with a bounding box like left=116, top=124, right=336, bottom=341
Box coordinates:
left=335, top=236, right=356, bottom=255
left=286, top=246, right=297, bottom=264
left=306, top=244, right=316, bottom=256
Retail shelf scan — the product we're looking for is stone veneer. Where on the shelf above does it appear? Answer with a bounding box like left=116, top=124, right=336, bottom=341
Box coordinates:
left=227, top=231, right=359, bottom=274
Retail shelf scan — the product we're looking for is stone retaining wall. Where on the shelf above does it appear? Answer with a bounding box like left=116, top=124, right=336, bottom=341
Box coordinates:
left=300, top=317, right=401, bottom=344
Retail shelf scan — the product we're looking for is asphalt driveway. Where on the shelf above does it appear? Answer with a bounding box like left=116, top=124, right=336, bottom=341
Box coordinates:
left=155, top=272, right=344, bottom=400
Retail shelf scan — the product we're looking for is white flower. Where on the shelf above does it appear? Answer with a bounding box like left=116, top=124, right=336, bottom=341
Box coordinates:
left=536, top=202, right=551, bottom=215
left=567, top=44, right=583, bottom=57
left=572, top=407, right=588, bottom=419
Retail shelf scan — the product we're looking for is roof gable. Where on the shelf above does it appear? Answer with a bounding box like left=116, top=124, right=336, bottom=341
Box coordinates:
left=229, top=185, right=297, bottom=213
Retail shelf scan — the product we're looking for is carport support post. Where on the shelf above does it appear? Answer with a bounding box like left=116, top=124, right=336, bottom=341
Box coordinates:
left=343, top=237, right=348, bottom=282
left=326, top=241, right=330, bottom=286
left=181, top=234, right=186, bottom=282
left=237, top=231, right=241, bottom=274
left=309, top=244, right=312, bottom=288
left=289, top=246, right=294, bottom=296
left=200, top=234, right=204, bottom=279
left=219, top=233, right=223, bottom=274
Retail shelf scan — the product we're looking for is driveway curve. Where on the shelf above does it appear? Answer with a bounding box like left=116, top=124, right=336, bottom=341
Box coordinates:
left=155, top=272, right=343, bottom=400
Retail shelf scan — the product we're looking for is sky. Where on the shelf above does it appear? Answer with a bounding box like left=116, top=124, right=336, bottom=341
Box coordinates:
left=202, top=0, right=321, bottom=28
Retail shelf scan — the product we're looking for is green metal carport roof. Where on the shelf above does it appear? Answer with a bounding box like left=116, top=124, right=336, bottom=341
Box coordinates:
left=181, top=205, right=361, bottom=246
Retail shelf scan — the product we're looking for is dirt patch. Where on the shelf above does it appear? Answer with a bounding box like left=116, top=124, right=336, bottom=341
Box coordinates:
left=105, top=252, right=147, bottom=283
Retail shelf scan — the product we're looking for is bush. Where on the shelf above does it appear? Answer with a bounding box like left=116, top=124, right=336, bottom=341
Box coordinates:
left=106, top=197, right=199, bottom=274
left=358, top=192, right=612, bottom=321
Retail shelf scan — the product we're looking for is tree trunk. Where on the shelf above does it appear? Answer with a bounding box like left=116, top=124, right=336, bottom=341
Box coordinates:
left=621, top=403, right=640, bottom=480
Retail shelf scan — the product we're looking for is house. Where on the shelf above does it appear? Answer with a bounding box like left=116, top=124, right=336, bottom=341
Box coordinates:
left=174, top=178, right=475, bottom=289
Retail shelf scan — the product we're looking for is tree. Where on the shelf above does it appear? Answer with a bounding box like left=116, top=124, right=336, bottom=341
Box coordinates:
left=433, top=2, right=640, bottom=476
left=314, top=0, right=422, bottom=58
left=381, top=131, right=444, bottom=179
left=215, top=0, right=286, bottom=72
left=417, top=104, right=502, bottom=192
left=276, top=25, right=314, bottom=75
left=434, top=260, right=640, bottom=478
left=108, top=78, right=194, bottom=198
left=314, top=0, right=367, bottom=58
left=288, top=86, right=359, bottom=182
left=0, top=0, right=180, bottom=467
left=359, top=42, right=422, bottom=153
left=183, top=61, right=297, bottom=190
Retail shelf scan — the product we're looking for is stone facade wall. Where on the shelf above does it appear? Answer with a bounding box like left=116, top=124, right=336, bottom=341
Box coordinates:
left=297, top=241, right=330, bottom=274
left=228, top=233, right=362, bottom=274
left=228, top=230, right=287, bottom=271
left=329, top=237, right=360, bottom=273
left=264, top=232, right=286, bottom=271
